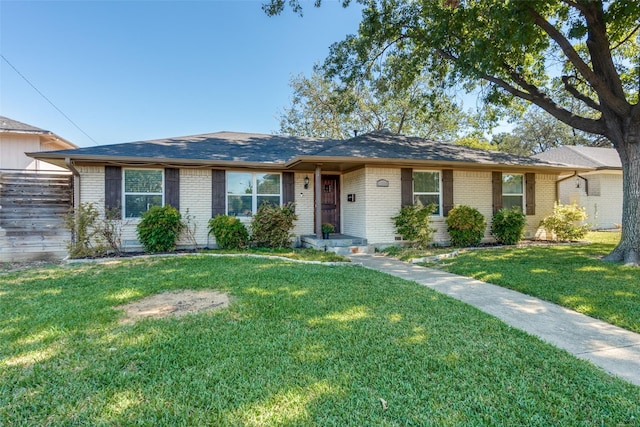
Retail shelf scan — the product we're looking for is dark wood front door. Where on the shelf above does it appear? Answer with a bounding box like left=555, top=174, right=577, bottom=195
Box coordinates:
left=320, top=175, right=340, bottom=233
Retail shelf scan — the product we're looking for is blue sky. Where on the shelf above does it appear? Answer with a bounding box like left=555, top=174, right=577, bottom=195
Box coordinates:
left=1, top=1, right=365, bottom=147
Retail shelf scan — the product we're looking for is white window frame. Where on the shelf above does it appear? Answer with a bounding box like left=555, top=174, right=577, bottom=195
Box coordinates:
left=502, top=173, right=525, bottom=211
left=122, top=168, right=164, bottom=218
left=226, top=172, right=282, bottom=217
left=413, top=170, right=442, bottom=216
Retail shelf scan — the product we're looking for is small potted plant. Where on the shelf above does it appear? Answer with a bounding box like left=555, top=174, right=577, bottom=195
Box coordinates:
left=321, top=223, right=335, bottom=239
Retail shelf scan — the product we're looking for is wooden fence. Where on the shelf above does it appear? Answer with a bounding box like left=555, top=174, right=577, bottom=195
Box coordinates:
left=0, top=171, right=72, bottom=262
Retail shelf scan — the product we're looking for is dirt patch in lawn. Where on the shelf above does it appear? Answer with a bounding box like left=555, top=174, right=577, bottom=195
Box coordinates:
left=117, top=290, right=232, bottom=324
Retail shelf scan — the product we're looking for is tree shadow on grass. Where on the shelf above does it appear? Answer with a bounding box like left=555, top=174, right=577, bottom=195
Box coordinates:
left=437, top=243, right=640, bottom=332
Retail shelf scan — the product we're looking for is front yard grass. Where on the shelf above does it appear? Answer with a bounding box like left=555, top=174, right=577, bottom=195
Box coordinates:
left=430, top=232, right=640, bottom=333
left=1, top=255, right=639, bottom=425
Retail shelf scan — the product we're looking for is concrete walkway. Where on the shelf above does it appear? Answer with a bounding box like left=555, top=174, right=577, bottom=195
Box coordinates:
left=349, top=253, right=640, bottom=387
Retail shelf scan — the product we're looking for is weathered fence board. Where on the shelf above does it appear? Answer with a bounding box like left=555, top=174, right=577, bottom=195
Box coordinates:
left=0, top=171, right=72, bottom=262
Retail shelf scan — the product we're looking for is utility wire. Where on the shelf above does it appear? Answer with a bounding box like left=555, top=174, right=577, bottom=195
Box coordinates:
left=1, top=54, right=100, bottom=145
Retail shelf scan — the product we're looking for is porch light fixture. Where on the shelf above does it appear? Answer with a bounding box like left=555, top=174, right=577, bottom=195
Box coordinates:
left=304, top=176, right=310, bottom=189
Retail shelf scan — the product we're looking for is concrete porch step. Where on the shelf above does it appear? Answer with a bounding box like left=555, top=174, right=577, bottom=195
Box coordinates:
left=300, top=234, right=372, bottom=255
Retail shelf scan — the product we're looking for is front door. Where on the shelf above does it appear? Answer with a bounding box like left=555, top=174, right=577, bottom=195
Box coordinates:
left=320, top=175, right=340, bottom=233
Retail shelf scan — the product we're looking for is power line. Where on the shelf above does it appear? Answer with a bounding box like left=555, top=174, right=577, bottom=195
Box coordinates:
left=1, top=54, right=100, bottom=146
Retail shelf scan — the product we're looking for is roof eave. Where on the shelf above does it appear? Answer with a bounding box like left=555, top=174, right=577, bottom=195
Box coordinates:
left=286, top=155, right=593, bottom=173
left=26, top=152, right=286, bottom=170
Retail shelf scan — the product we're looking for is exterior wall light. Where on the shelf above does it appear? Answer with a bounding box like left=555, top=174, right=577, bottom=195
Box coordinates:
left=304, top=176, right=310, bottom=189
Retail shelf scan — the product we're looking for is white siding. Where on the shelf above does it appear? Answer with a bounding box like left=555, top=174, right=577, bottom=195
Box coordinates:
left=0, top=134, right=69, bottom=171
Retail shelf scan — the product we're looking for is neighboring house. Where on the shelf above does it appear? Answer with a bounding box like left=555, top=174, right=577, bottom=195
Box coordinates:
left=0, top=116, right=78, bottom=262
left=29, top=130, right=584, bottom=253
left=534, top=146, right=622, bottom=230
left=0, top=116, right=77, bottom=171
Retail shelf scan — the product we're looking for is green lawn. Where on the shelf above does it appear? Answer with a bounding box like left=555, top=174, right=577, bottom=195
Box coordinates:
left=431, top=232, right=640, bottom=333
left=1, top=255, right=639, bottom=425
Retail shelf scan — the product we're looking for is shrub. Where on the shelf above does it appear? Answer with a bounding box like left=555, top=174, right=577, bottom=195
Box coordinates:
left=136, top=205, right=183, bottom=253
left=491, top=208, right=527, bottom=245
left=392, top=204, right=437, bottom=249
left=63, top=202, right=105, bottom=258
left=540, top=203, right=590, bottom=241
left=446, top=205, right=486, bottom=247
left=181, top=209, right=200, bottom=252
left=208, top=215, right=249, bottom=250
left=251, top=202, right=298, bottom=248
left=63, top=202, right=123, bottom=258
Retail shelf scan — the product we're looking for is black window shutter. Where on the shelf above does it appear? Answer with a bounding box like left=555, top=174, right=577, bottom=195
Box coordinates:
left=401, top=168, right=413, bottom=207
left=282, top=172, right=295, bottom=205
left=105, top=166, right=122, bottom=219
left=165, top=168, right=180, bottom=210
left=525, top=173, right=536, bottom=215
left=442, top=169, right=454, bottom=216
left=211, top=169, right=226, bottom=217
left=492, top=171, right=503, bottom=214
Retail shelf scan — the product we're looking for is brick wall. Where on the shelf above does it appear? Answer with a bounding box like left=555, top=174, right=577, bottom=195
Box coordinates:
left=178, top=169, right=212, bottom=247
left=363, top=167, right=401, bottom=245
left=342, top=168, right=367, bottom=238
left=292, top=172, right=315, bottom=237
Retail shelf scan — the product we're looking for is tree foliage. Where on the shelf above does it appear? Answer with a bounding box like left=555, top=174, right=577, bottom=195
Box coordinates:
left=278, top=70, right=467, bottom=140
left=265, top=0, right=640, bottom=265
left=493, top=107, right=610, bottom=156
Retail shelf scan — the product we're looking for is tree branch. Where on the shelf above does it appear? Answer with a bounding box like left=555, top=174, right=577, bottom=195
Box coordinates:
left=527, top=7, right=630, bottom=116
left=611, top=22, right=640, bottom=51
left=559, top=0, right=587, bottom=14
left=436, top=48, right=605, bottom=135
left=561, top=75, right=601, bottom=111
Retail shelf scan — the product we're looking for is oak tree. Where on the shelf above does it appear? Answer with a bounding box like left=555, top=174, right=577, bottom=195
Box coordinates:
left=266, top=0, right=640, bottom=265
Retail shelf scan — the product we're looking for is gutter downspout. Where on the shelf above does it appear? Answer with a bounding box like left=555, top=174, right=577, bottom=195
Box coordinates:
left=65, top=158, right=81, bottom=244
left=65, top=158, right=80, bottom=207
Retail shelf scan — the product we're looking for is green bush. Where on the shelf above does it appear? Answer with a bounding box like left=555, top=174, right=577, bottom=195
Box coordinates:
left=540, top=203, right=590, bottom=241
left=208, top=215, right=249, bottom=250
left=446, top=205, right=486, bottom=247
left=136, top=205, right=184, bottom=253
left=491, top=208, right=527, bottom=245
left=251, top=202, right=298, bottom=248
left=392, top=204, right=437, bottom=249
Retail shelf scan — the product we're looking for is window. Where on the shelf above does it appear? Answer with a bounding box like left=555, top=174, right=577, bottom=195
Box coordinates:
left=123, top=169, right=163, bottom=217
left=502, top=174, right=524, bottom=210
left=413, top=171, right=441, bottom=215
left=227, top=172, right=281, bottom=217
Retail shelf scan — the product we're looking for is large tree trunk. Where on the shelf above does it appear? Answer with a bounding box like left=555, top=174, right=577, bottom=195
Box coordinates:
left=602, top=133, right=640, bottom=266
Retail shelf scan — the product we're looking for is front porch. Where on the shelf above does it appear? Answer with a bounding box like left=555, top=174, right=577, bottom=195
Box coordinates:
left=300, top=234, right=372, bottom=255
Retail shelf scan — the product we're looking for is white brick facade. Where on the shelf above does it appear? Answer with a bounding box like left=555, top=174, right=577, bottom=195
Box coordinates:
left=342, top=169, right=367, bottom=239
left=74, top=166, right=562, bottom=251
left=177, top=169, right=212, bottom=247
left=293, top=172, right=315, bottom=237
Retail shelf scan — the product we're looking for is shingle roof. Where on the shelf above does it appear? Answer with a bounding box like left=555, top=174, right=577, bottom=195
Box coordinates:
left=0, top=116, right=49, bottom=134
left=314, top=130, right=551, bottom=166
left=29, top=129, right=577, bottom=171
left=533, top=146, right=621, bottom=169
left=37, top=131, right=339, bottom=164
